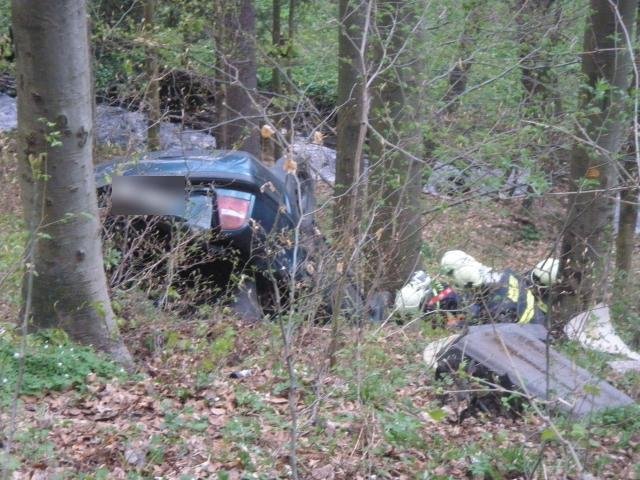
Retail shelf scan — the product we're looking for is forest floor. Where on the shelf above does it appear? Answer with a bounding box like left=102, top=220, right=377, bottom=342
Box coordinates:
left=1, top=151, right=640, bottom=479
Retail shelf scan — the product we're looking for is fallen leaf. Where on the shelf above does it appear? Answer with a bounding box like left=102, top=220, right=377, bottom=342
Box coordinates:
left=312, top=131, right=325, bottom=145
left=267, top=396, right=288, bottom=404
left=261, top=124, right=276, bottom=139
left=311, top=464, right=335, bottom=480
left=283, top=154, right=297, bottom=175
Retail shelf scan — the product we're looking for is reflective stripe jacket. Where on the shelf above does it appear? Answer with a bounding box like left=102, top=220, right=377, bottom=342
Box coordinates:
left=471, top=270, right=546, bottom=325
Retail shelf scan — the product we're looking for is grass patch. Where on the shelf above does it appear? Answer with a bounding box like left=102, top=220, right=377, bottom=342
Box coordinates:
left=0, top=212, right=26, bottom=310
left=0, top=325, right=126, bottom=404
left=379, top=410, right=426, bottom=450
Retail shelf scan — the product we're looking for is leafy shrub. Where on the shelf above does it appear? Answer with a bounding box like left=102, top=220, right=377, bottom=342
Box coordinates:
left=222, top=416, right=261, bottom=444
left=200, top=325, right=237, bottom=372
left=0, top=325, right=126, bottom=403
left=379, top=410, right=425, bottom=449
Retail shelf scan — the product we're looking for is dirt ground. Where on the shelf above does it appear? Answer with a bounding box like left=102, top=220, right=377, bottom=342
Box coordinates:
left=2, top=313, right=639, bottom=479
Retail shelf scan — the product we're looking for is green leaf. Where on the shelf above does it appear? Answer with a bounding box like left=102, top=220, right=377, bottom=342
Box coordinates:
left=541, top=428, right=557, bottom=442
left=583, top=383, right=602, bottom=396
left=427, top=408, right=447, bottom=422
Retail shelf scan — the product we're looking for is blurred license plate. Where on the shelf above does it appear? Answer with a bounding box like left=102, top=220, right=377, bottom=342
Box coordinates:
left=111, top=176, right=186, bottom=216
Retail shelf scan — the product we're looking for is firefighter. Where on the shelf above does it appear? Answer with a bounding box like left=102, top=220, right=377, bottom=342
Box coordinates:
left=531, top=257, right=559, bottom=288
left=392, top=266, right=463, bottom=327
left=526, top=257, right=559, bottom=310
left=440, top=250, right=556, bottom=326
left=423, top=277, right=464, bottom=328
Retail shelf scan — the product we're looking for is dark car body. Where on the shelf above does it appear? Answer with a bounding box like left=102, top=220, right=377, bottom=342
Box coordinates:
left=95, top=150, right=314, bottom=306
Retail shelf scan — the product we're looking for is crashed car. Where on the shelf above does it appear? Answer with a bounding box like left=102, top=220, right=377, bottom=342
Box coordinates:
left=95, top=149, right=318, bottom=318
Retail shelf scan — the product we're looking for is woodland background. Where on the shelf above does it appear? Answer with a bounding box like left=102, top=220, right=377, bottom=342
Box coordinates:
left=1, top=0, right=640, bottom=478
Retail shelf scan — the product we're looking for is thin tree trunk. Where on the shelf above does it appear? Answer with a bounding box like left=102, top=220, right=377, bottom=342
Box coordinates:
left=288, top=0, right=296, bottom=40
left=368, top=0, right=425, bottom=293
left=558, top=0, right=638, bottom=318
left=616, top=156, right=638, bottom=277
left=214, top=0, right=260, bottom=157
left=443, top=0, right=484, bottom=113
left=515, top=0, right=562, bottom=114
left=144, top=0, right=161, bottom=151
left=334, top=0, right=369, bottom=229
left=272, top=0, right=282, bottom=94
left=12, top=0, right=133, bottom=366
left=286, top=0, right=296, bottom=92
left=614, top=5, right=640, bottom=304
left=269, top=0, right=285, bottom=164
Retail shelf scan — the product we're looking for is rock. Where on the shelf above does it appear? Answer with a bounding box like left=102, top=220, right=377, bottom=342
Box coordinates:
left=502, top=167, right=532, bottom=198
left=0, top=94, right=217, bottom=151
left=423, top=162, right=465, bottom=196
left=608, top=360, right=640, bottom=374
left=94, top=104, right=146, bottom=149
left=96, top=104, right=216, bottom=151
left=291, top=140, right=337, bottom=184
left=0, top=93, right=16, bottom=132
left=289, top=142, right=535, bottom=199
left=423, top=160, right=532, bottom=199
left=0, top=101, right=346, bottom=190
left=565, top=304, right=640, bottom=361
left=159, top=122, right=216, bottom=151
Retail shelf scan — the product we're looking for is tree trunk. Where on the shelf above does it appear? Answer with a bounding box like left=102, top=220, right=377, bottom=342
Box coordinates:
left=614, top=6, right=640, bottom=300
left=515, top=0, right=562, bottom=114
left=443, top=0, right=484, bottom=113
left=368, top=0, right=425, bottom=293
left=334, top=0, right=369, bottom=229
left=558, top=0, right=638, bottom=318
left=214, top=0, right=260, bottom=157
left=144, top=0, right=161, bottom=151
left=272, top=0, right=282, bottom=94
left=12, top=0, right=133, bottom=366
left=286, top=0, right=296, bottom=88
left=616, top=155, right=638, bottom=278
left=288, top=0, right=296, bottom=41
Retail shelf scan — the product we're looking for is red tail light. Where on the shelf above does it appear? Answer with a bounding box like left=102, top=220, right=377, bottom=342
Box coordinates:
left=218, top=194, right=251, bottom=230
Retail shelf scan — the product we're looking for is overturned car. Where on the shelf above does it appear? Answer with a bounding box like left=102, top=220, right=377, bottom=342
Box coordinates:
left=95, top=149, right=323, bottom=319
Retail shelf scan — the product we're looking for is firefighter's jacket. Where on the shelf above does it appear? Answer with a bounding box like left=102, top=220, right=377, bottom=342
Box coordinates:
left=470, top=269, right=546, bottom=325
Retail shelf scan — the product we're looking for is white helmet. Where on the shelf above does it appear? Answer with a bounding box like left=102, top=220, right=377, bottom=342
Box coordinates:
left=441, top=250, right=497, bottom=288
left=452, top=263, right=489, bottom=287
left=394, top=270, right=432, bottom=312
left=440, top=250, right=478, bottom=275
left=532, top=258, right=559, bottom=286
